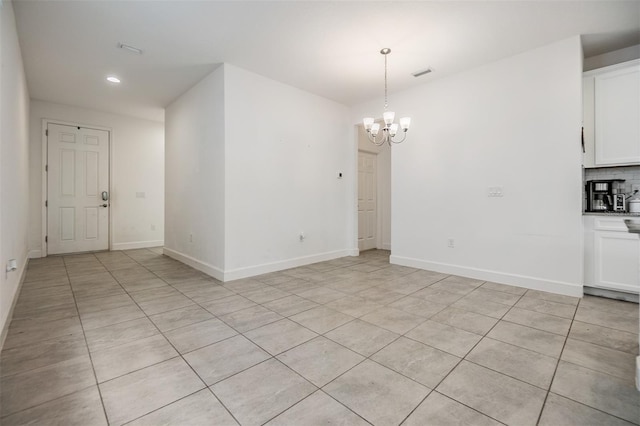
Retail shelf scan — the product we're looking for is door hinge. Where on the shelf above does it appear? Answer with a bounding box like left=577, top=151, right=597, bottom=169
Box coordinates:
left=45, top=164, right=48, bottom=172
left=45, top=129, right=48, bottom=136
left=45, top=236, right=48, bottom=243
left=45, top=200, right=48, bottom=207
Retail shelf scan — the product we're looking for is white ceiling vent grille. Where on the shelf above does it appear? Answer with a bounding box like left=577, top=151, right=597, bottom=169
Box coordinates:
left=117, top=43, right=143, bottom=55
left=412, top=68, right=433, bottom=77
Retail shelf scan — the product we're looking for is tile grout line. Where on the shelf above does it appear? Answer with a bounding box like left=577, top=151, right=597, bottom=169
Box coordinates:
left=9, top=250, right=636, bottom=425
left=99, top=253, right=638, bottom=426
left=112, top=249, right=244, bottom=426
left=538, top=297, right=640, bottom=425
left=396, top=282, right=530, bottom=426
left=65, top=255, right=493, bottom=424
left=2, top=251, right=347, bottom=422
left=63, top=253, right=112, bottom=426
left=534, top=292, right=582, bottom=426
left=78, top=251, right=211, bottom=424
left=208, top=256, right=414, bottom=425
left=113, top=250, right=251, bottom=424
left=0, top=255, right=105, bottom=421
left=123, top=250, right=376, bottom=423
left=257, top=275, right=489, bottom=424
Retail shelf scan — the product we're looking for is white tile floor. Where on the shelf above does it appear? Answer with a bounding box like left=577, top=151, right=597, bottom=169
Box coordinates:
left=0, top=248, right=638, bottom=425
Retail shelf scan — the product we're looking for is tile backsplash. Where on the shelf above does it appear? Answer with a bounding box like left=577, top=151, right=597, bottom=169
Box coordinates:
left=584, top=165, right=640, bottom=195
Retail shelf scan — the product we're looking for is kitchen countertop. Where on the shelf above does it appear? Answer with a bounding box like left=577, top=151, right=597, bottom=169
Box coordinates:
left=584, top=212, right=640, bottom=217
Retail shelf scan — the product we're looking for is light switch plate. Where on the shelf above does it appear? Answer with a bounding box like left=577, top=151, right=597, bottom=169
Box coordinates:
left=487, top=186, right=504, bottom=197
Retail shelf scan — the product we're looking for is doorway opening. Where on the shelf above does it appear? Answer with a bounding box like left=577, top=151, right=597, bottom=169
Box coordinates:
left=356, top=124, right=391, bottom=252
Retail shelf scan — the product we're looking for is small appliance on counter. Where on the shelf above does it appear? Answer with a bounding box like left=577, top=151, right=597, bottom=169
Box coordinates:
left=613, top=193, right=626, bottom=212
left=586, top=179, right=626, bottom=212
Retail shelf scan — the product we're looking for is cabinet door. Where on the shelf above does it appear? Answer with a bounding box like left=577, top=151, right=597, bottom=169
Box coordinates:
left=593, top=231, right=640, bottom=293
left=594, top=63, right=640, bottom=166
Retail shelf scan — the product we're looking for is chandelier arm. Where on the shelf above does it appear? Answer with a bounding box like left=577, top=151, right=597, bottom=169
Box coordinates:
left=389, top=131, right=408, bottom=144
left=366, top=131, right=387, bottom=146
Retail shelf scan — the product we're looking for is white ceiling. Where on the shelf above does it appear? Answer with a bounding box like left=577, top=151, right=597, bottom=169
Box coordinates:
left=13, top=1, right=640, bottom=122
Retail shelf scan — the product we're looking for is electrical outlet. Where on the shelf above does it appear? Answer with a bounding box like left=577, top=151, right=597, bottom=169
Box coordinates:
left=447, top=238, right=455, bottom=248
left=150, top=224, right=156, bottom=231
left=189, top=233, right=193, bottom=243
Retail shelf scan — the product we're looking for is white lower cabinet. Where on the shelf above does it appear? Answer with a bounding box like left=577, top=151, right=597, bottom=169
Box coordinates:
left=584, top=216, right=640, bottom=294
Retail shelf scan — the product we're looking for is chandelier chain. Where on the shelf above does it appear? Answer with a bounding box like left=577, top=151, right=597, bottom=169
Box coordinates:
left=384, top=52, right=388, bottom=111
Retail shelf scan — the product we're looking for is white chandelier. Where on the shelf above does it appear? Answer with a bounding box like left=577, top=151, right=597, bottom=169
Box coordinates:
left=363, top=48, right=411, bottom=146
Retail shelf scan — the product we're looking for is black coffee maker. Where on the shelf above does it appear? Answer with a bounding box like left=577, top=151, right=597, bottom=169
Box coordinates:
left=586, top=180, right=625, bottom=212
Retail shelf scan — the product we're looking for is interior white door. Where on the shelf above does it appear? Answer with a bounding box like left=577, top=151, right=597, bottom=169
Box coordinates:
left=358, top=151, right=377, bottom=251
left=47, top=123, right=109, bottom=254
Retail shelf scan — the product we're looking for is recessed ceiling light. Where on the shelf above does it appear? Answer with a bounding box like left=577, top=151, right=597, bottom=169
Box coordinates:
left=106, top=76, right=121, bottom=84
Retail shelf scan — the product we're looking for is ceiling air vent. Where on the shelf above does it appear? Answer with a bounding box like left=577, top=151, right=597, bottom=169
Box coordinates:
left=412, top=68, right=433, bottom=78
left=117, top=43, right=143, bottom=55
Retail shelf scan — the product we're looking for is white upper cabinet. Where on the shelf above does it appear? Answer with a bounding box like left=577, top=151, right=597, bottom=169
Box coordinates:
left=583, top=59, right=640, bottom=167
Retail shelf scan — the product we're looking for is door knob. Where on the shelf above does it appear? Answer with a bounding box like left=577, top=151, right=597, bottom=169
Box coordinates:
left=100, top=204, right=108, bottom=208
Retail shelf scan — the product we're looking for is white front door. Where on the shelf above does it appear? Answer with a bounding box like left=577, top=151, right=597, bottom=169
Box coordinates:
left=358, top=151, right=377, bottom=251
left=47, top=123, right=110, bottom=254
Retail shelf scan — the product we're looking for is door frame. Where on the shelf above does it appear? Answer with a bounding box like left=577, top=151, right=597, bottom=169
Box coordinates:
left=41, top=119, right=113, bottom=257
left=357, top=149, right=378, bottom=251
left=354, top=122, right=391, bottom=253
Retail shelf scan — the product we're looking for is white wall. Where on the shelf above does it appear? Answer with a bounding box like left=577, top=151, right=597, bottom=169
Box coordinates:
left=1, top=0, right=31, bottom=344
left=164, top=63, right=355, bottom=281
left=164, top=66, right=226, bottom=277
left=28, top=100, right=165, bottom=254
left=223, top=64, right=354, bottom=279
left=352, top=37, right=584, bottom=296
left=357, top=124, right=391, bottom=250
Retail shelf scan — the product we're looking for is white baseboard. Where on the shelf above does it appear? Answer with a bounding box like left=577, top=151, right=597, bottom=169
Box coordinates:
left=390, top=255, right=583, bottom=297
left=1, top=255, right=29, bottom=351
left=162, top=248, right=225, bottom=281
left=28, top=250, right=42, bottom=259
left=347, top=248, right=359, bottom=257
left=163, top=247, right=354, bottom=282
left=112, top=240, right=164, bottom=251
left=224, top=249, right=354, bottom=282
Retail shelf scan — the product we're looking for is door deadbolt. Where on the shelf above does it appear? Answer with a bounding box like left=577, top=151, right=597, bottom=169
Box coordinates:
left=102, top=191, right=109, bottom=201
